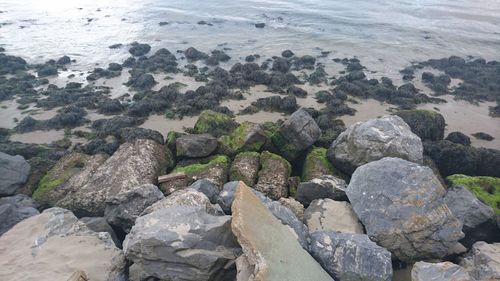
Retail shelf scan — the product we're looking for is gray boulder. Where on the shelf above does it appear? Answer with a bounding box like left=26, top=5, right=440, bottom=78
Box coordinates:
left=296, top=175, right=347, bottom=207
left=0, top=194, right=39, bottom=235
left=265, top=200, right=310, bottom=250
left=444, top=185, right=498, bottom=247
left=142, top=188, right=223, bottom=216
left=217, top=181, right=271, bottom=215
left=347, top=157, right=465, bottom=262
left=310, top=231, right=393, bottom=281
left=279, top=197, right=305, bottom=221
left=190, top=179, right=220, bottom=204
left=304, top=199, right=363, bottom=234
left=104, top=184, right=165, bottom=233
left=123, top=206, right=241, bottom=281
left=411, top=261, right=473, bottom=281
left=176, top=133, right=218, bottom=158
left=460, top=242, right=500, bottom=281
left=80, top=217, right=120, bottom=246
left=0, top=152, right=30, bottom=196
left=328, top=115, right=423, bottom=174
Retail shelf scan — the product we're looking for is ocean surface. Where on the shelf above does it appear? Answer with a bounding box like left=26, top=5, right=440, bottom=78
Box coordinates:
left=1, top=0, right=500, bottom=74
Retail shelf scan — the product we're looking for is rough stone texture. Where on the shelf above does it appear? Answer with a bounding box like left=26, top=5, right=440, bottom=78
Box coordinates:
left=255, top=151, right=291, bottom=200
left=104, top=184, right=165, bottom=233
left=141, top=188, right=223, bottom=216
left=174, top=155, right=230, bottom=187
left=217, top=181, right=272, bottom=215
left=347, top=157, right=465, bottom=262
left=0, top=208, right=126, bottom=280
left=328, top=115, right=423, bottom=174
left=460, top=242, right=500, bottom=281
left=302, top=147, right=336, bottom=182
left=123, top=206, right=241, bottom=281
left=176, top=133, right=218, bottom=158
left=295, top=175, right=347, bottom=207
left=279, top=197, right=305, bottom=221
left=394, top=109, right=446, bottom=141
left=444, top=185, right=498, bottom=247
left=446, top=131, right=471, bottom=146
left=56, top=139, right=166, bottom=217
left=304, top=199, right=363, bottom=234
left=230, top=152, right=260, bottom=186
left=0, top=152, right=30, bottom=196
left=411, top=261, right=473, bottom=281
left=310, top=231, right=393, bottom=281
left=158, top=172, right=188, bottom=195
left=231, top=182, right=334, bottom=281
left=0, top=194, right=39, bottom=235
left=236, top=254, right=253, bottom=281
left=219, top=122, right=267, bottom=156
left=264, top=200, right=310, bottom=250
left=80, top=217, right=120, bottom=246
left=190, top=179, right=220, bottom=204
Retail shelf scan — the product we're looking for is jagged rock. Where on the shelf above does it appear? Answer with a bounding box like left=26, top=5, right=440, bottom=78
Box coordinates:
left=411, top=261, right=473, bottom=281
left=264, top=200, right=310, bottom=250
left=295, top=175, right=347, bottom=207
left=0, top=152, right=30, bottom=196
left=0, top=194, right=39, bottom=235
left=460, top=242, right=500, bottom=280
left=0, top=208, right=126, bottom=280
left=229, top=151, right=260, bottom=186
left=310, top=232, right=393, bottom=281
left=176, top=133, right=218, bottom=158
left=444, top=185, right=498, bottom=247
left=219, top=122, right=267, bottom=156
left=302, top=147, right=337, bottom=182
left=328, top=115, right=423, bottom=174
left=141, top=188, right=223, bottom=216
left=124, top=206, right=241, bottom=281
left=394, top=109, right=445, bottom=141
left=347, top=157, right=465, bottom=262
left=279, top=197, right=305, bottom=221
left=190, top=179, right=220, bottom=204
left=173, top=155, right=230, bottom=187
left=80, top=217, right=120, bottom=246
left=104, top=184, right=165, bottom=233
left=254, top=151, right=291, bottom=200
left=231, top=182, right=334, bottom=281
left=54, top=139, right=165, bottom=217
left=304, top=199, right=363, bottom=234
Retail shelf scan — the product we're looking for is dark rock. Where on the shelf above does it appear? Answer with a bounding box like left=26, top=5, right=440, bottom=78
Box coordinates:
left=0, top=194, right=39, bottom=235
left=193, top=110, right=238, bottom=138
left=97, top=99, right=124, bottom=115
left=80, top=216, right=120, bottom=246
left=294, top=55, right=316, bottom=70
left=0, top=152, right=30, bottom=196
left=176, top=133, right=218, bottom=158
left=255, top=23, right=265, bottom=28
left=190, top=179, right=220, bottom=204
left=117, top=127, right=164, bottom=144
left=472, top=132, right=494, bottom=141
left=394, top=109, right=446, bottom=141
left=129, top=43, right=151, bottom=57
left=296, top=175, right=347, bottom=207
left=446, top=131, right=471, bottom=146
left=184, top=47, right=209, bottom=61
left=287, top=86, right=307, bottom=97
left=282, top=50, right=295, bottom=58
left=56, top=55, right=71, bottom=65
left=272, top=57, right=291, bottom=73
left=423, top=140, right=478, bottom=177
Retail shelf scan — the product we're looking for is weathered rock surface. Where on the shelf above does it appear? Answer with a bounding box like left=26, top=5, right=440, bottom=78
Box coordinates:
left=219, top=122, right=267, bottom=156
left=124, top=206, right=241, bottom=281
left=217, top=181, right=272, bottom=215
left=158, top=172, right=188, bottom=195
left=255, top=151, right=291, bottom=200
left=296, top=175, right=347, bottom=207
left=173, top=155, right=230, bottom=187
left=0, top=152, right=30, bottom=196
left=279, top=197, right=305, bottom=221
left=310, top=231, right=393, bottom=281
left=190, top=179, right=220, bottom=203
left=328, top=115, right=423, bottom=174
left=305, top=199, right=363, bottom=234
left=411, top=261, right=473, bottom=281
left=176, top=133, right=218, bottom=158
left=230, top=151, right=260, bottom=186
left=142, top=188, right=223, bottom=216
left=0, top=194, right=39, bottom=235
left=104, top=184, right=164, bottom=233
left=80, top=216, right=120, bottom=246
left=347, top=157, right=465, bottom=262
left=302, top=147, right=336, bottom=182
left=231, top=182, right=334, bottom=281
left=460, top=242, right=500, bottom=281
left=394, top=109, right=445, bottom=141
left=0, top=208, right=126, bottom=280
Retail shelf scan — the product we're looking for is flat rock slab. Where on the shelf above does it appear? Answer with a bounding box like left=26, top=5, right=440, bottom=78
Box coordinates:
left=231, top=182, right=334, bottom=281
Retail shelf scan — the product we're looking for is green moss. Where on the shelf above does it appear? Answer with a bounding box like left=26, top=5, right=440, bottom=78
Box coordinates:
left=218, top=122, right=265, bottom=155
left=447, top=174, right=500, bottom=214
left=194, top=110, right=237, bottom=137
left=32, top=176, right=65, bottom=202
left=270, top=131, right=299, bottom=161
left=237, top=151, right=261, bottom=158
left=174, top=155, right=230, bottom=175
left=261, top=151, right=292, bottom=176
left=302, top=147, right=335, bottom=180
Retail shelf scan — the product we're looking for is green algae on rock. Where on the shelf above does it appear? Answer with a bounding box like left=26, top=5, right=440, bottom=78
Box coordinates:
left=394, top=109, right=445, bottom=141
left=447, top=174, right=500, bottom=214
left=302, top=147, right=337, bottom=181
left=174, top=155, right=230, bottom=186
left=193, top=110, right=238, bottom=137
left=218, top=122, right=267, bottom=156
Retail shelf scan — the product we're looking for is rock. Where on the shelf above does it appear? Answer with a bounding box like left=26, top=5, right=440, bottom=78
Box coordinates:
left=304, top=199, right=363, bottom=234
left=295, top=175, right=347, bottom=207
left=272, top=108, right=321, bottom=160
left=255, top=22, right=265, bottom=28
left=18, top=156, right=55, bottom=196
left=129, top=43, right=151, bottom=56
left=472, top=132, right=495, bottom=141
left=229, top=151, right=260, bottom=186
left=282, top=50, right=295, bottom=58
left=302, top=147, right=337, bottom=181
left=123, top=206, right=241, bottom=281
left=287, top=86, right=307, bottom=97
left=217, top=181, right=272, bottom=215
left=444, top=185, right=498, bottom=247
left=184, top=47, right=209, bottom=61
left=158, top=172, right=188, bottom=195
left=218, top=122, right=267, bottom=156
left=460, top=242, right=500, bottom=280
left=255, top=151, right=291, bottom=200
left=0, top=152, right=30, bottom=196
left=264, top=200, right=310, bottom=250
left=231, top=182, right=334, bottom=281
left=80, top=217, right=120, bottom=246
left=310, top=231, right=393, bottom=281
left=347, top=157, right=465, bottom=262
left=104, top=184, right=165, bottom=233
left=190, top=179, right=220, bottom=204
left=423, top=140, right=478, bottom=177
left=54, top=139, right=165, bottom=217
left=446, top=174, right=500, bottom=216
left=173, top=155, right=230, bottom=187
left=411, top=261, right=473, bottom=281
left=176, top=133, right=218, bottom=158
left=328, top=115, right=423, bottom=174
left=446, top=131, right=471, bottom=146
left=394, top=109, right=445, bottom=141
left=0, top=208, right=126, bottom=280
left=0, top=194, right=39, bottom=235
left=194, top=110, right=238, bottom=137
left=141, top=188, right=223, bottom=216
left=236, top=254, right=253, bottom=281
left=278, top=197, right=305, bottom=221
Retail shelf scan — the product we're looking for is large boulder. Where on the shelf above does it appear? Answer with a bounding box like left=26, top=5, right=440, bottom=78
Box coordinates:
left=347, top=157, right=465, bottom=262
left=176, top=133, right=218, bottom=158
left=0, top=152, right=30, bottom=196
left=254, top=151, right=291, bottom=200
left=310, top=231, right=393, bottom=281
left=123, top=206, right=241, bottom=281
left=304, top=199, right=363, bottom=234
left=229, top=151, right=260, bottom=186
left=460, top=242, right=500, bottom=280
left=328, top=115, right=423, bottom=174
left=141, top=188, right=223, bottom=216
left=446, top=131, right=471, bottom=146
left=0, top=194, right=39, bottom=235
left=411, top=261, right=473, bottom=281
left=231, top=182, right=334, bottom=281
left=104, top=184, right=165, bottom=233
left=0, top=208, right=126, bottom=280
left=295, top=175, right=347, bottom=207
left=394, top=109, right=445, bottom=141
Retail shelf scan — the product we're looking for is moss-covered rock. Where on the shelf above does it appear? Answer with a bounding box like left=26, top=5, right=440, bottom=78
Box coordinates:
left=173, top=155, right=230, bottom=186
left=394, top=109, right=445, bottom=141
left=218, top=122, right=267, bottom=156
left=446, top=174, right=500, bottom=215
left=229, top=151, right=260, bottom=186
left=302, top=147, right=337, bottom=181
left=255, top=151, right=291, bottom=199
left=193, top=110, right=238, bottom=137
